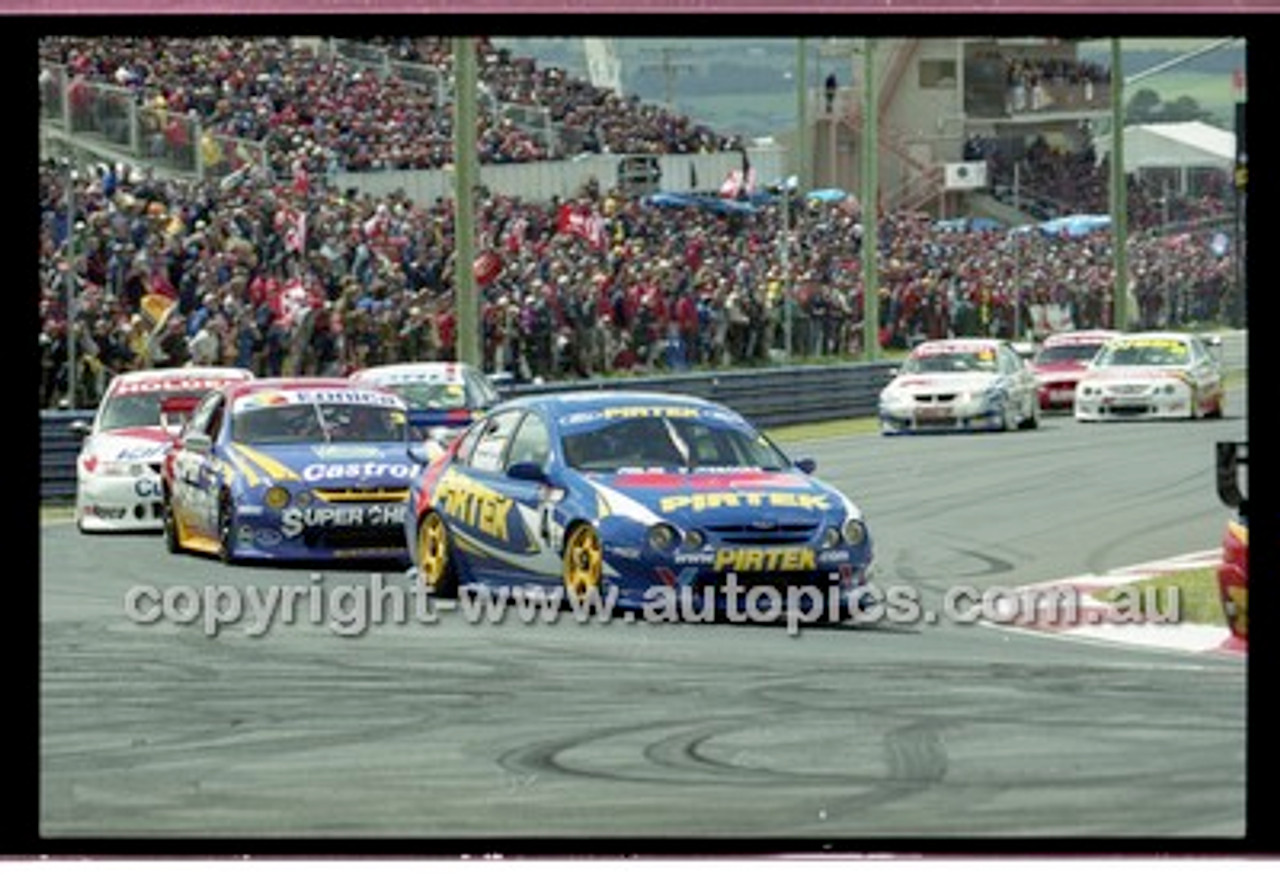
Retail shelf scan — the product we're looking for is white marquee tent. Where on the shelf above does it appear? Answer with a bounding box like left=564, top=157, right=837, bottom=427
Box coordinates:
left=1094, top=121, right=1236, bottom=192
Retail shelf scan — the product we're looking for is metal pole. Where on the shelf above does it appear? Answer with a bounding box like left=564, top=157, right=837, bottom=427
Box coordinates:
left=1110, top=38, right=1128, bottom=331
left=1013, top=162, right=1023, bottom=340
left=796, top=38, right=808, bottom=193
left=782, top=182, right=792, bottom=362
left=452, top=36, right=480, bottom=367
left=861, top=38, right=879, bottom=362
left=65, top=163, right=77, bottom=409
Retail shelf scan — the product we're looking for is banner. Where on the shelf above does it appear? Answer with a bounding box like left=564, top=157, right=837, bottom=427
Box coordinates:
left=943, top=161, right=987, bottom=190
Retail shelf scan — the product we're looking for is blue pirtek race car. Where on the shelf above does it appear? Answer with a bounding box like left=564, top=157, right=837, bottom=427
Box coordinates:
left=406, top=391, right=876, bottom=619
left=161, top=378, right=419, bottom=564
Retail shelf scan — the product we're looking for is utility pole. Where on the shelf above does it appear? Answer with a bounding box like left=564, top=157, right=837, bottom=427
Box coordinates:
left=452, top=36, right=480, bottom=366
left=861, top=38, right=879, bottom=363
left=1110, top=37, right=1128, bottom=331
left=796, top=38, right=809, bottom=193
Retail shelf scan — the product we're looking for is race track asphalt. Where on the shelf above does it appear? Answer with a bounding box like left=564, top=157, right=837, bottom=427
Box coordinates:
left=38, top=385, right=1249, bottom=843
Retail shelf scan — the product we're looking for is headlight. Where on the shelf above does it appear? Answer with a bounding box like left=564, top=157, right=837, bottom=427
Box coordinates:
left=1160, top=383, right=1179, bottom=396
left=294, top=491, right=312, bottom=507
left=647, top=523, right=680, bottom=552
left=842, top=517, right=867, bottom=546
left=822, top=526, right=842, bottom=549
left=264, top=486, right=291, bottom=509
left=681, top=528, right=706, bottom=551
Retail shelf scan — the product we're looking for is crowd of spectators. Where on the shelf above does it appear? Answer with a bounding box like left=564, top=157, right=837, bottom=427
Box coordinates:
left=1006, top=56, right=1111, bottom=112
left=38, top=36, right=743, bottom=184
left=967, top=133, right=1236, bottom=224
left=38, top=154, right=1240, bottom=410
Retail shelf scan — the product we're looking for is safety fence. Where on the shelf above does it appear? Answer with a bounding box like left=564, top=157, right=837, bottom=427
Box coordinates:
left=39, top=360, right=897, bottom=500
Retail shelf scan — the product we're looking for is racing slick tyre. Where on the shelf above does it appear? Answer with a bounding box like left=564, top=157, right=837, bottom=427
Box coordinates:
left=217, top=491, right=240, bottom=566
left=416, top=510, right=459, bottom=599
left=161, top=487, right=182, bottom=555
left=562, top=522, right=603, bottom=606
left=1019, top=396, right=1040, bottom=430
left=997, top=396, right=1014, bottom=432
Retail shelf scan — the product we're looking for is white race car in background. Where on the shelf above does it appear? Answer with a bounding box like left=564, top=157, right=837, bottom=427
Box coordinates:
left=73, top=366, right=253, bottom=532
left=879, top=337, right=1040, bottom=434
left=1074, top=332, right=1224, bottom=422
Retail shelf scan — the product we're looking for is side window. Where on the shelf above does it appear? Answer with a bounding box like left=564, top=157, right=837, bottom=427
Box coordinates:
left=468, top=410, right=524, bottom=474
left=204, top=397, right=227, bottom=443
left=185, top=392, right=220, bottom=438
left=998, top=345, right=1021, bottom=375
left=467, top=370, right=500, bottom=409
left=505, top=413, right=551, bottom=471
left=453, top=417, right=488, bottom=466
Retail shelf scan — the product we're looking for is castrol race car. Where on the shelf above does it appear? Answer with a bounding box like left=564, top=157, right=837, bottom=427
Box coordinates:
left=349, top=361, right=498, bottom=447
left=878, top=338, right=1040, bottom=434
left=406, top=391, right=876, bottom=620
left=161, top=378, right=419, bottom=564
left=1073, top=332, right=1224, bottom=421
left=1031, top=329, right=1121, bottom=410
left=73, top=367, right=253, bottom=533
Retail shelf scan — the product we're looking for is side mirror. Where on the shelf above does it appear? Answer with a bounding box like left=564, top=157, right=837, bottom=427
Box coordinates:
left=794, top=457, right=817, bottom=475
left=507, top=461, right=550, bottom=483
left=69, top=419, right=92, bottom=438
left=183, top=432, right=212, bottom=454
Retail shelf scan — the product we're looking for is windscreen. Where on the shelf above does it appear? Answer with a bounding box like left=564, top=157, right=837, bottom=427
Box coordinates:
left=232, top=403, right=407, bottom=444
left=561, top=413, right=790, bottom=473
left=1093, top=339, right=1191, bottom=368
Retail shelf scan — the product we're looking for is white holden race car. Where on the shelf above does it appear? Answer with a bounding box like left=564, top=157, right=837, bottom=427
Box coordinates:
left=73, top=367, right=253, bottom=532
left=878, top=337, right=1040, bottom=434
left=1073, top=332, right=1225, bottom=422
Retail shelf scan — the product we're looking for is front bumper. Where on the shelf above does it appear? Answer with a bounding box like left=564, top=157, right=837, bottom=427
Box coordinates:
left=879, top=400, right=1003, bottom=434
left=1074, top=387, right=1191, bottom=421
left=1037, top=381, right=1078, bottom=410
left=227, top=498, right=411, bottom=562
left=76, top=469, right=165, bottom=531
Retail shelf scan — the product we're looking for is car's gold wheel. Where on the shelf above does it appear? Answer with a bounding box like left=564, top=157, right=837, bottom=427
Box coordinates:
left=563, top=523, right=603, bottom=603
left=417, top=510, right=457, bottom=597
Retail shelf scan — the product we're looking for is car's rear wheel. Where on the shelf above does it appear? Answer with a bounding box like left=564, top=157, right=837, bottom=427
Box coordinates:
left=416, top=510, right=458, bottom=598
left=562, top=523, right=603, bottom=605
left=217, top=491, right=238, bottom=565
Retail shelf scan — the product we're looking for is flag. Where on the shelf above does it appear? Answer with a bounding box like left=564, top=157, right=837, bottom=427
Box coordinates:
left=556, top=204, right=607, bottom=250
left=277, top=207, right=307, bottom=253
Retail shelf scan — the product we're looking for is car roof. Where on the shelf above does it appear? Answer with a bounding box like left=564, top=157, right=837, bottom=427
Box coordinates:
left=222, top=376, right=370, bottom=403
left=351, top=361, right=475, bottom=378
left=106, top=366, right=254, bottom=395
left=497, top=390, right=724, bottom=416
left=912, top=337, right=1006, bottom=350
left=1043, top=329, right=1120, bottom=344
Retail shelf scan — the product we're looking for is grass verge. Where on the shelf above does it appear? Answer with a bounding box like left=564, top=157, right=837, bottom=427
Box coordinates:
left=1095, top=566, right=1226, bottom=627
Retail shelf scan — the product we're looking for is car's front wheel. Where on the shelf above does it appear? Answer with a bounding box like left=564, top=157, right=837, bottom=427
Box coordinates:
left=162, top=485, right=182, bottom=555
left=562, top=523, right=603, bottom=606
left=416, top=510, right=458, bottom=598
left=217, top=491, right=239, bottom=565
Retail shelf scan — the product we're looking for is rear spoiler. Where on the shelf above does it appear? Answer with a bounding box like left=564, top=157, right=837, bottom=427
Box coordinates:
left=1216, top=441, right=1248, bottom=513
